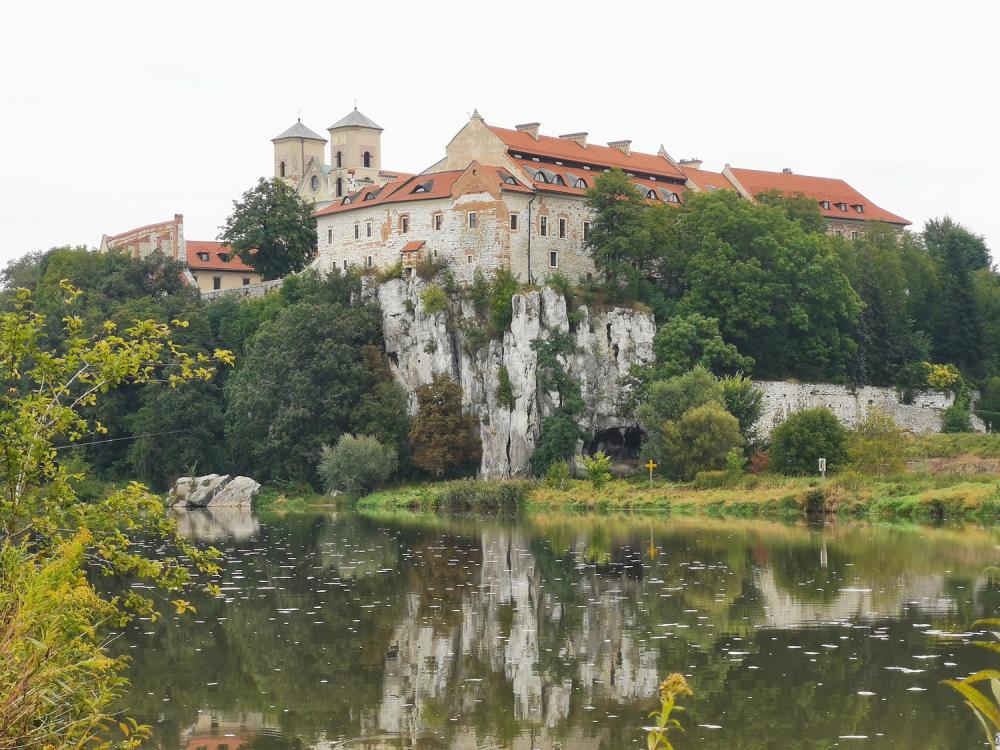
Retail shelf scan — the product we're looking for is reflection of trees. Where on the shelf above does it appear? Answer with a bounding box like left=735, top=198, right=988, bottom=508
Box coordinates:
left=119, top=510, right=998, bottom=749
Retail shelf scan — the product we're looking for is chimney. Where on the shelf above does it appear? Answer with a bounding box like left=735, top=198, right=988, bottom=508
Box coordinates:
left=678, top=158, right=703, bottom=170
left=559, top=131, right=588, bottom=148
left=515, top=122, right=540, bottom=140
left=782, top=167, right=793, bottom=174
left=607, top=139, right=632, bottom=156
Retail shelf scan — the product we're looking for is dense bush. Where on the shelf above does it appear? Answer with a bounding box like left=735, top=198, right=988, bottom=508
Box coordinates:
left=941, top=391, right=974, bottom=433
left=661, top=402, right=743, bottom=481
left=770, top=407, right=848, bottom=475
left=581, top=451, right=612, bottom=487
left=848, top=409, right=905, bottom=475
left=318, top=434, right=398, bottom=495
left=420, top=284, right=448, bottom=315
left=721, top=374, right=764, bottom=442
left=436, top=479, right=528, bottom=512
left=637, top=367, right=724, bottom=461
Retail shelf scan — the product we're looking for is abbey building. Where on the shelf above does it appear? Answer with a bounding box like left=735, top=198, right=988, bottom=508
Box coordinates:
left=288, top=108, right=910, bottom=284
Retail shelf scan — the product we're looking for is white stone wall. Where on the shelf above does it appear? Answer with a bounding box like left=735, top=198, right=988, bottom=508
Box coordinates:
left=313, top=191, right=598, bottom=284
left=754, top=380, right=985, bottom=436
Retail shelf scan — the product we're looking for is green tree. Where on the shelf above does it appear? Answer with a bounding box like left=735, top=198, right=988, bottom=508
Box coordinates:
left=219, top=177, right=318, bottom=280
left=848, top=408, right=905, bottom=475
left=318, top=434, right=398, bottom=495
left=660, top=402, right=743, bottom=480
left=0, top=286, right=223, bottom=750
left=530, top=409, right=583, bottom=477
left=942, top=391, right=974, bottom=433
left=653, top=312, right=753, bottom=378
left=976, top=376, right=1000, bottom=431
left=585, top=169, right=652, bottom=291
left=721, top=373, right=764, bottom=442
left=409, top=374, right=481, bottom=478
left=349, top=380, right=412, bottom=473
left=224, top=272, right=383, bottom=484
left=770, top=407, right=848, bottom=475
left=755, top=189, right=828, bottom=234
left=636, top=368, right=725, bottom=465
left=662, top=191, right=862, bottom=379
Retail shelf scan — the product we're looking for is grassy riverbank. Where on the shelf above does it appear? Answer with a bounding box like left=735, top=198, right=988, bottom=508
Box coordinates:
left=354, top=434, right=1000, bottom=522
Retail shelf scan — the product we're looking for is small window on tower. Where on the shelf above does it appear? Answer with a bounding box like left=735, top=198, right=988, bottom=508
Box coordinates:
left=335, top=151, right=342, bottom=168
left=433, top=213, right=443, bottom=230
left=583, top=221, right=591, bottom=241
left=328, top=228, right=333, bottom=244
left=510, top=213, right=519, bottom=231
left=363, top=151, right=372, bottom=168
left=354, top=224, right=360, bottom=239
left=400, top=216, right=410, bottom=234
left=366, top=221, right=373, bottom=237
left=311, top=175, right=319, bottom=191
left=468, top=212, right=478, bottom=229
left=279, top=161, right=286, bottom=178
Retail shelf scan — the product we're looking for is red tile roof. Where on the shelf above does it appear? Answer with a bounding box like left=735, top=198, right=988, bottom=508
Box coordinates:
left=680, top=165, right=737, bottom=193
left=313, top=164, right=531, bottom=216
left=186, top=240, right=257, bottom=272
left=489, top=125, right=686, bottom=180
left=512, top=158, right=685, bottom=203
left=727, top=167, right=910, bottom=225
left=401, top=240, right=426, bottom=253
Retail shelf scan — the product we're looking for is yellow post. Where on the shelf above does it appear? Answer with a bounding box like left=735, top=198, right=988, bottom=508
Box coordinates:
left=646, top=459, right=657, bottom=487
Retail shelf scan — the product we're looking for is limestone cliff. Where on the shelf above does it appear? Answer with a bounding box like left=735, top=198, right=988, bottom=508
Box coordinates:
left=377, top=278, right=655, bottom=478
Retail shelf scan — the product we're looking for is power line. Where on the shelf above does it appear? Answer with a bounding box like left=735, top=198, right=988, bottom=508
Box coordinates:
left=54, top=429, right=194, bottom=450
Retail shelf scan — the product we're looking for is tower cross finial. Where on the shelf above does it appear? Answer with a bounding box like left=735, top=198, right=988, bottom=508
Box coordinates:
left=297, top=108, right=301, bottom=122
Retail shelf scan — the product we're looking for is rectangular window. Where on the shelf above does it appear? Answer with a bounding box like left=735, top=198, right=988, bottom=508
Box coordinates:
left=366, top=256, right=373, bottom=267
left=433, top=213, right=443, bottom=230
left=467, top=255, right=473, bottom=264
left=342, top=259, right=348, bottom=270
left=583, top=221, right=591, bottom=241
left=242, top=277, right=250, bottom=286
left=400, top=216, right=409, bottom=233
left=539, top=216, right=548, bottom=236
left=468, top=212, right=478, bottom=229
left=510, top=213, right=519, bottom=231
left=366, top=221, right=373, bottom=237
left=851, top=231, right=859, bottom=240
left=558, top=218, right=567, bottom=239
left=549, top=251, right=558, bottom=268
left=212, top=276, right=221, bottom=290
left=354, top=224, right=360, bottom=240
left=327, top=228, right=333, bottom=244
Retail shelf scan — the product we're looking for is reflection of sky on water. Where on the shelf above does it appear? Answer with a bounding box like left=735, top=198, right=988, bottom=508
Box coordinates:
left=120, top=511, right=1000, bottom=749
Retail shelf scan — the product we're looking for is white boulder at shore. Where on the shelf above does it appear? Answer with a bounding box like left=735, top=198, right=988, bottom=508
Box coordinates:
left=170, top=474, right=261, bottom=509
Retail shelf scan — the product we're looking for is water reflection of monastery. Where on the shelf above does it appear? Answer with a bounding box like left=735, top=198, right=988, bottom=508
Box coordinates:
left=173, top=517, right=986, bottom=750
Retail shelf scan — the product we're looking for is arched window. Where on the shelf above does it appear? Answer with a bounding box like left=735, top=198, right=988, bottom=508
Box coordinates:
left=310, top=175, right=319, bottom=191
left=646, top=189, right=657, bottom=199
left=335, top=178, right=343, bottom=197
left=335, top=151, right=342, bottom=168
left=574, top=178, right=587, bottom=188
left=535, top=171, right=548, bottom=183
left=667, top=192, right=680, bottom=204
left=279, top=161, right=286, bottom=178
left=363, top=151, right=372, bottom=168
left=552, top=174, right=566, bottom=186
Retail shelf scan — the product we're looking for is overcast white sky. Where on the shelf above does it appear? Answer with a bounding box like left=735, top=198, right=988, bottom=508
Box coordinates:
left=1, top=0, right=997, bottom=267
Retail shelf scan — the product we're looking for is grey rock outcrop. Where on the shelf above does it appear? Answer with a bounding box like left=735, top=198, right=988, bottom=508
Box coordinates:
left=377, top=278, right=655, bottom=478
left=171, top=474, right=261, bottom=509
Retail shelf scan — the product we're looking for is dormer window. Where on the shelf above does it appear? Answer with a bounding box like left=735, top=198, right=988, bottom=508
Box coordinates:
left=218, top=253, right=229, bottom=263
left=343, top=196, right=353, bottom=204
left=310, top=175, right=319, bottom=191
left=535, top=171, right=548, bottom=183
left=413, top=185, right=426, bottom=193
left=837, top=202, right=848, bottom=211
left=552, top=174, right=565, bottom=186
left=503, top=175, right=517, bottom=185
left=574, top=178, right=587, bottom=188
left=198, top=252, right=209, bottom=262
left=820, top=200, right=831, bottom=210
left=646, top=189, right=657, bottom=199
left=855, top=204, right=864, bottom=213
left=666, top=192, right=680, bottom=204
left=363, top=191, right=377, bottom=201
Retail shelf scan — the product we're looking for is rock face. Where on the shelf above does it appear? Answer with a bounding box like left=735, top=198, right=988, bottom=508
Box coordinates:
left=378, top=278, right=655, bottom=478
left=170, top=474, right=261, bottom=509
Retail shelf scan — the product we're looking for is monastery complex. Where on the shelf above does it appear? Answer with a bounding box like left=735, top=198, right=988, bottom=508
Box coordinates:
left=102, top=106, right=910, bottom=290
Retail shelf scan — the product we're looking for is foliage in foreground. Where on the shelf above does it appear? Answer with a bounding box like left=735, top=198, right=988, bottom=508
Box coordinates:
left=0, top=286, right=224, bottom=749
left=942, top=618, right=1000, bottom=750
left=769, top=407, right=849, bottom=475
left=646, top=673, right=693, bottom=750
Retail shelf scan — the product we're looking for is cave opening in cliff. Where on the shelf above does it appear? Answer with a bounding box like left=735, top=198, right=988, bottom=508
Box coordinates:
left=586, top=427, right=643, bottom=461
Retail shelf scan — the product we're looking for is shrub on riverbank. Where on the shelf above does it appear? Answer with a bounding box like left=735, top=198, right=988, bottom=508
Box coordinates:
left=437, top=479, right=529, bottom=512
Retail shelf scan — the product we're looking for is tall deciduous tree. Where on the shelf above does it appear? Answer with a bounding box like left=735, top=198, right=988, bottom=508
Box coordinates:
left=408, top=374, right=481, bottom=478
left=585, top=169, right=652, bottom=291
left=219, top=177, right=318, bottom=280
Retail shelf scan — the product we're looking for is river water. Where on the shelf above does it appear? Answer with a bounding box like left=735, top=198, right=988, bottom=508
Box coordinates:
left=116, top=509, right=1000, bottom=749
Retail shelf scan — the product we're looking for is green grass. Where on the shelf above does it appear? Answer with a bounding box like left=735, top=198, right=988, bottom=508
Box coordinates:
left=903, top=432, right=1000, bottom=459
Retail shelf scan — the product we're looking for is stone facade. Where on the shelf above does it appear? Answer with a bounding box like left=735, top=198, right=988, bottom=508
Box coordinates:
left=99, top=213, right=185, bottom=260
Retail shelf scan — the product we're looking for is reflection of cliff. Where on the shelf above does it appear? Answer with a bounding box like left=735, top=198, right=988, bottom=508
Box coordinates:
left=179, top=712, right=266, bottom=750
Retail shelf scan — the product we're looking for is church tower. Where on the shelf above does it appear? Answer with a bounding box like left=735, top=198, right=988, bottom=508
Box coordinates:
left=271, top=119, right=327, bottom=185
left=327, top=107, right=383, bottom=196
